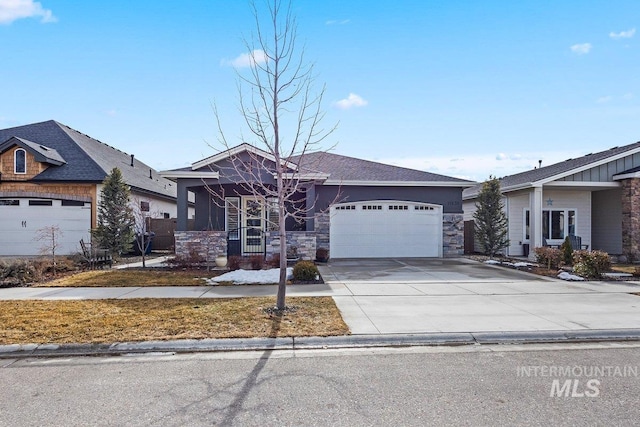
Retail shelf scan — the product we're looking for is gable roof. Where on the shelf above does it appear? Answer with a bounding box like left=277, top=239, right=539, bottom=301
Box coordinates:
left=463, top=141, right=640, bottom=198
left=292, top=151, right=474, bottom=186
left=0, top=120, right=177, bottom=199
left=0, top=137, right=66, bottom=165
left=165, top=144, right=475, bottom=187
left=191, top=143, right=298, bottom=171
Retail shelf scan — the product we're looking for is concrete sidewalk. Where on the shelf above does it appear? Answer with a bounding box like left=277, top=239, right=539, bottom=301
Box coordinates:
left=2, top=278, right=640, bottom=337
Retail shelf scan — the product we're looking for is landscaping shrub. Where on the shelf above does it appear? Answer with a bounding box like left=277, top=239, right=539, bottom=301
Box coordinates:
left=560, top=237, right=573, bottom=266
left=315, top=247, right=329, bottom=263
left=0, top=259, right=37, bottom=288
left=166, top=244, right=205, bottom=269
left=572, top=250, right=611, bottom=279
left=250, top=255, right=264, bottom=270
left=293, top=260, right=319, bottom=281
left=534, top=247, right=562, bottom=269
left=267, top=253, right=281, bottom=268
left=228, top=255, right=242, bottom=271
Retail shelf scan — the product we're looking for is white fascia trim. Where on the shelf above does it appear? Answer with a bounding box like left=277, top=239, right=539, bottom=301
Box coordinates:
left=159, top=171, right=220, bottom=180
left=544, top=181, right=620, bottom=188
left=532, top=146, right=640, bottom=186
left=613, top=171, right=640, bottom=181
left=274, top=172, right=330, bottom=180
left=191, top=143, right=298, bottom=171
left=323, top=180, right=476, bottom=187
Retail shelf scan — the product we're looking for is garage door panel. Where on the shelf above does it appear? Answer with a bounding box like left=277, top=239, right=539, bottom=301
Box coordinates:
left=330, top=201, right=442, bottom=259
left=0, top=199, right=91, bottom=256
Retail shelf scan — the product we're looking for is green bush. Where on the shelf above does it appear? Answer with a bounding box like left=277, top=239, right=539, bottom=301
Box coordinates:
left=534, top=247, right=562, bottom=269
left=292, top=260, right=319, bottom=281
left=0, top=259, right=37, bottom=287
left=572, top=250, right=611, bottom=279
left=560, top=237, right=574, bottom=266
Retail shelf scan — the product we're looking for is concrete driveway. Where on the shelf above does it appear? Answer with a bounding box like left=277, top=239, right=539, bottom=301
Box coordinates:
left=318, top=258, right=640, bottom=335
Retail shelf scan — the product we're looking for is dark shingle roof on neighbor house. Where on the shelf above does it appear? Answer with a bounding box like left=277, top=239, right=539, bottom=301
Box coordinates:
left=463, top=141, right=640, bottom=198
left=0, top=120, right=177, bottom=199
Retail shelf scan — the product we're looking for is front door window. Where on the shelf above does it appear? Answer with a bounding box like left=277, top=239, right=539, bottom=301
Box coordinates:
left=242, top=198, right=265, bottom=254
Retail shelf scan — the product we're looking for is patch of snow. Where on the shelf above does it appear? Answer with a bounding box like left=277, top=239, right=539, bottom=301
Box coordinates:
left=557, top=271, right=585, bottom=281
left=208, top=268, right=293, bottom=285
left=512, top=262, right=534, bottom=268
left=484, top=260, right=500, bottom=265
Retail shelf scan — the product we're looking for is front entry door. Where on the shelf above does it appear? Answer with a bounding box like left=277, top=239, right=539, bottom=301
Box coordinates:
left=242, top=197, right=265, bottom=254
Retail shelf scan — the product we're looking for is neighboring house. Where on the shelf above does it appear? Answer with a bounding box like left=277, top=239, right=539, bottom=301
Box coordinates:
left=463, top=141, right=640, bottom=259
left=0, top=120, right=190, bottom=256
left=161, top=143, right=475, bottom=260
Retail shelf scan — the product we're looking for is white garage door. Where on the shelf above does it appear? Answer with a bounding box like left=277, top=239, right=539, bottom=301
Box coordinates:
left=0, top=198, right=91, bottom=256
left=330, top=200, right=442, bottom=258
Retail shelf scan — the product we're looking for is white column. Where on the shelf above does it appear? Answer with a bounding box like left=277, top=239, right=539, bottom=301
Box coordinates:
left=529, top=186, right=543, bottom=260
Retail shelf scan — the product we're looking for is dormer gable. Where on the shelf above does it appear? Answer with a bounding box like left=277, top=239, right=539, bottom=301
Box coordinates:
left=0, top=136, right=66, bottom=181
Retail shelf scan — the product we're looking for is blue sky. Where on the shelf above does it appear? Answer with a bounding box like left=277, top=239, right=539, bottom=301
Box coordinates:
left=1, top=0, right=639, bottom=181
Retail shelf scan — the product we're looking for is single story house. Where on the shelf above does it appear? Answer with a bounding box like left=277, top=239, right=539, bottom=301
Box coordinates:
left=0, top=120, right=192, bottom=256
left=161, top=143, right=476, bottom=260
left=463, top=141, right=640, bottom=260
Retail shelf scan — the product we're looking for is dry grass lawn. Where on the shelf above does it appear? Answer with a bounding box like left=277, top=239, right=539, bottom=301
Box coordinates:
left=38, top=270, right=213, bottom=287
left=0, top=297, right=349, bottom=344
left=611, top=264, right=640, bottom=275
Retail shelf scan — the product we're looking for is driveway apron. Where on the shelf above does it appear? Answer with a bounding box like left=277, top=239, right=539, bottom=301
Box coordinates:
left=319, top=258, right=640, bottom=335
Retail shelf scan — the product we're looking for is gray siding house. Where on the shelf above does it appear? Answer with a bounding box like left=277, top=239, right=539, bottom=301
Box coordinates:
left=162, top=144, right=475, bottom=260
left=463, top=141, right=640, bottom=259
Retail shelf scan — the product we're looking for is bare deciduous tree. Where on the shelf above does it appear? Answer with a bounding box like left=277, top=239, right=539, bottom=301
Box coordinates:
left=131, top=196, right=157, bottom=268
left=34, top=225, right=63, bottom=276
left=210, top=0, right=336, bottom=310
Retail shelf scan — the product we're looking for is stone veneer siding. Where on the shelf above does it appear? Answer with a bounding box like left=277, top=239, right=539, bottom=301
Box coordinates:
left=175, top=212, right=463, bottom=259
left=621, top=178, right=640, bottom=260
left=174, top=231, right=227, bottom=260
left=442, top=213, right=464, bottom=257
left=265, top=231, right=316, bottom=260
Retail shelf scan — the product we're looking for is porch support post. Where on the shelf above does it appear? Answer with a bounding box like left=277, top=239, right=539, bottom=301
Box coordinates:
left=176, top=181, right=189, bottom=231
left=305, top=184, right=316, bottom=232
left=529, top=186, right=543, bottom=260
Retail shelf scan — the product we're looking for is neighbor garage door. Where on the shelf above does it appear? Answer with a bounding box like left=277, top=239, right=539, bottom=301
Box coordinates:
left=329, top=200, right=442, bottom=258
left=0, top=198, right=91, bottom=256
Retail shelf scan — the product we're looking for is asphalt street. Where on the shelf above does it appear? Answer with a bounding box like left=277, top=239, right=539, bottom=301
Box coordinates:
left=1, top=343, right=639, bottom=426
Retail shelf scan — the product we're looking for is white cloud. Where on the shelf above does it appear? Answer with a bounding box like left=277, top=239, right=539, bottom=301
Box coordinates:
left=597, top=95, right=613, bottom=103
left=609, top=28, right=636, bottom=39
left=570, top=43, right=591, bottom=55
left=0, top=0, right=56, bottom=24
left=221, top=49, right=268, bottom=68
left=334, top=93, right=368, bottom=110
left=326, top=19, right=350, bottom=26
left=376, top=150, right=579, bottom=182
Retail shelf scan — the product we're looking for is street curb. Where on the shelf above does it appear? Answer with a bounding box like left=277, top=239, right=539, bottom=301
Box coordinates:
left=2, top=329, right=640, bottom=359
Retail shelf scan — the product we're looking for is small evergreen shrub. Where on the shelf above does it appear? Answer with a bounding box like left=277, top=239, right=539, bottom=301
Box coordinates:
left=572, top=250, right=611, bottom=279
left=292, top=260, right=318, bottom=281
left=560, top=237, right=574, bottom=266
left=534, top=247, right=562, bottom=269
left=250, top=255, right=264, bottom=270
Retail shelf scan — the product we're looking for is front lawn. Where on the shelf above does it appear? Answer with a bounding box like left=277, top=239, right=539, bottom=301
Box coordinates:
left=37, top=269, right=216, bottom=287
left=0, top=297, right=349, bottom=344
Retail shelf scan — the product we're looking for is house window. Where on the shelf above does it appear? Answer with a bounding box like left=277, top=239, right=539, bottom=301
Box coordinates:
left=267, top=198, right=279, bottom=231
left=524, top=209, right=576, bottom=241
left=225, top=197, right=240, bottom=240
left=29, top=200, right=53, bottom=206
left=14, top=149, right=26, bottom=174
left=140, top=201, right=150, bottom=212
